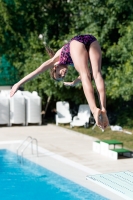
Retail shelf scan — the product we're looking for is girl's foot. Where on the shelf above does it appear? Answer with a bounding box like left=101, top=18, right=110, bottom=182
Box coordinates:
left=101, top=111, right=109, bottom=128
left=93, top=108, right=103, bottom=128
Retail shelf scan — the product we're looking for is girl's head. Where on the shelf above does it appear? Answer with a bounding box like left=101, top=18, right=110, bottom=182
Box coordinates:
left=45, top=45, right=68, bottom=81
left=50, top=64, right=68, bottom=81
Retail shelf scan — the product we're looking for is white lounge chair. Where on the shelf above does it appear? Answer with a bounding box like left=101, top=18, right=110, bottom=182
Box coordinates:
left=70, top=104, right=91, bottom=128
left=55, top=101, right=72, bottom=125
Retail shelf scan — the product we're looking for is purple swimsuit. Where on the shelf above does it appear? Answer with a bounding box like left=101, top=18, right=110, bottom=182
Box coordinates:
left=59, top=35, right=97, bottom=65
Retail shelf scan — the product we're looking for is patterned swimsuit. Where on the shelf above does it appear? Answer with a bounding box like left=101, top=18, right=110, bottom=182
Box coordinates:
left=59, top=35, right=97, bottom=65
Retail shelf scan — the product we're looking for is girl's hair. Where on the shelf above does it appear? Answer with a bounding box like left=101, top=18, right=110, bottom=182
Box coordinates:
left=45, top=45, right=67, bottom=81
left=45, top=45, right=56, bottom=80
left=45, top=45, right=55, bottom=58
left=50, top=67, right=56, bottom=80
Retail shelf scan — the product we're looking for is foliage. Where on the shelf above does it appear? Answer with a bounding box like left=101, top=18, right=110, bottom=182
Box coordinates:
left=0, top=55, right=19, bottom=85
left=106, top=22, right=133, bottom=100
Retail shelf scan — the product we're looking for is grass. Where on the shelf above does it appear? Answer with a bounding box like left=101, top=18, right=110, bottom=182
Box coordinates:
left=58, top=124, right=133, bottom=150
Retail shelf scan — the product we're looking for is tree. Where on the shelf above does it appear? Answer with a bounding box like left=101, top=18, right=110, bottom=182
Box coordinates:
left=0, top=0, right=88, bottom=111
left=106, top=21, right=133, bottom=100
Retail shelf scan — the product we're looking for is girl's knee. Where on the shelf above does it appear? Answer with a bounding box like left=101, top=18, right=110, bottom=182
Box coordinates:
left=93, top=71, right=102, bottom=81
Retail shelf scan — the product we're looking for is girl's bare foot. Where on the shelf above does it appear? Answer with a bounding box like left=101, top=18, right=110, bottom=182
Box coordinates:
left=101, top=111, right=109, bottom=128
left=93, top=108, right=103, bottom=128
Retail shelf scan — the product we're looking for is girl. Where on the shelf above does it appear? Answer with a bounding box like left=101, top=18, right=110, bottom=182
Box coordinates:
left=10, top=34, right=109, bottom=129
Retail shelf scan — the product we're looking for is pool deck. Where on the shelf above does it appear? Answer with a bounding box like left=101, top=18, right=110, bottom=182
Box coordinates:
left=0, top=124, right=133, bottom=200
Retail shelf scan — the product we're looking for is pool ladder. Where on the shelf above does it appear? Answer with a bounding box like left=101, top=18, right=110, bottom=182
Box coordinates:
left=17, top=136, right=38, bottom=163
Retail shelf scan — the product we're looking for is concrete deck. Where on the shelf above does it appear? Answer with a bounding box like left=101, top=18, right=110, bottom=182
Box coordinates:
left=0, top=124, right=133, bottom=200
left=0, top=124, right=133, bottom=173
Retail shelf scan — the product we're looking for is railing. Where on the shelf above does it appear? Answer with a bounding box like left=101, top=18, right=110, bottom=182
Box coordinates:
left=16, top=136, right=38, bottom=163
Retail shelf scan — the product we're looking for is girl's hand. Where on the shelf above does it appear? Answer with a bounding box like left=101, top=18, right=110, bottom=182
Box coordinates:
left=10, top=83, right=19, bottom=97
left=63, top=81, right=74, bottom=87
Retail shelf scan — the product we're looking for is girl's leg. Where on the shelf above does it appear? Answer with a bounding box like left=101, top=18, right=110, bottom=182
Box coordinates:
left=70, top=40, right=103, bottom=128
left=88, top=41, right=109, bottom=128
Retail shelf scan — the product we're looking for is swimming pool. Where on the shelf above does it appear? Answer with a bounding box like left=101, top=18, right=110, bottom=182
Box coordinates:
left=0, top=149, right=108, bottom=200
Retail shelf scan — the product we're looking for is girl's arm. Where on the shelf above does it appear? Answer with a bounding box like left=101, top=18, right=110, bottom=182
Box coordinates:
left=64, top=76, right=81, bottom=87
left=10, top=48, right=62, bottom=97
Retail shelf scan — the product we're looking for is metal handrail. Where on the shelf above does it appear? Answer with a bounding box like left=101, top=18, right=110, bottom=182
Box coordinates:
left=31, top=138, right=38, bottom=156
left=17, top=136, right=32, bottom=155
left=17, top=136, right=38, bottom=163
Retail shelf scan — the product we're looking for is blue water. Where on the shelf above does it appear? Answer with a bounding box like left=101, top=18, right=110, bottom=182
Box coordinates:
left=0, top=149, right=108, bottom=200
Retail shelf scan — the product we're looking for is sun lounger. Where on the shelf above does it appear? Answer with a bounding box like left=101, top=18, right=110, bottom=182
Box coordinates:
left=55, top=101, right=72, bottom=125
left=70, top=104, right=91, bottom=128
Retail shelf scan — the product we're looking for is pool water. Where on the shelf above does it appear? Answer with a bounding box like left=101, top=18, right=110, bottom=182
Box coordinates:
left=0, top=149, right=108, bottom=200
